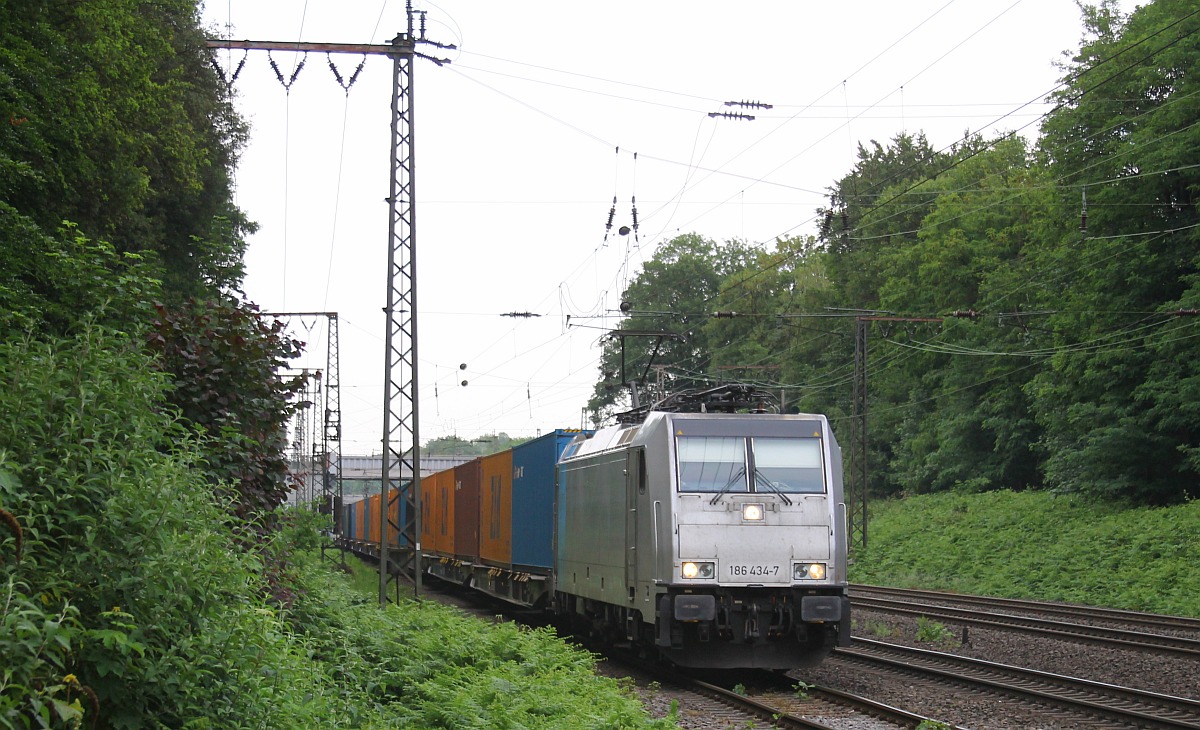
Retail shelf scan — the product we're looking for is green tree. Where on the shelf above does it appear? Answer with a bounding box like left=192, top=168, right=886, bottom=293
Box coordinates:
left=703, top=236, right=848, bottom=417
left=821, top=132, right=952, bottom=309
left=424, top=433, right=531, bottom=456
left=0, top=206, right=161, bottom=338
left=873, top=137, right=1053, bottom=494
left=0, top=0, right=251, bottom=302
left=1029, top=0, right=1200, bottom=503
left=587, top=233, right=754, bottom=420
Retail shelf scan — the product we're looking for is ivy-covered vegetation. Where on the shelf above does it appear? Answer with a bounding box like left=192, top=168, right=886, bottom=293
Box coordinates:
left=590, top=0, right=1200, bottom=506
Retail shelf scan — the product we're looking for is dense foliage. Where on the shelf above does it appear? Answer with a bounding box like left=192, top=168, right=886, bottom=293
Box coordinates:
left=0, top=2, right=676, bottom=727
left=851, top=491, right=1200, bottom=616
left=147, top=299, right=309, bottom=524
left=424, top=433, right=532, bottom=457
left=1, top=0, right=252, bottom=299
left=0, top=329, right=672, bottom=728
left=2, top=0, right=1197, bottom=725
left=0, top=328, right=309, bottom=728
left=1, top=0, right=303, bottom=525
left=592, top=0, right=1200, bottom=505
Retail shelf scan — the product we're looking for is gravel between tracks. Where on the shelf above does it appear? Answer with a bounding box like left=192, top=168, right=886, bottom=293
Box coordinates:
left=789, top=608, right=1200, bottom=729
left=613, top=609, right=1199, bottom=729
left=422, top=577, right=1199, bottom=728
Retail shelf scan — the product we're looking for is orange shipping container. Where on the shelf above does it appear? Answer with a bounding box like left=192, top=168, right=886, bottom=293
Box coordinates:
left=387, top=489, right=403, bottom=548
left=478, top=450, right=513, bottom=566
left=354, top=498, right=368, bottom=543
left=367, top=492, right=382, bottom=546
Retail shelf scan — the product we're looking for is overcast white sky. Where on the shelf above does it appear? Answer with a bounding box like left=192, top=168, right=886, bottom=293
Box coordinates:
left=201, top=0, right=1126, bottom=456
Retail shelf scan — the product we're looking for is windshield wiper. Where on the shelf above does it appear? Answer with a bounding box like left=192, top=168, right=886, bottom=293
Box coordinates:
left=753, top=469, right=793, bottom=506
left=708, top=466, right=747, bottom=505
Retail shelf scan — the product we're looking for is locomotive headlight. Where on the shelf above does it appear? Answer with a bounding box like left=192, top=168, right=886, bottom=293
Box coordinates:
left=794, top=562, right=827, bottom=580
left=682, top=561, right=715, bottom=579
left=742, top=503, right=765, bottom=521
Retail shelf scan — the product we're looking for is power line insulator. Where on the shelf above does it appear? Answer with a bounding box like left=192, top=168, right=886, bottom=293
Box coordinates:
left=724, top=99, right=773, bottom=110
left=707, top=111, right=755, bottom=121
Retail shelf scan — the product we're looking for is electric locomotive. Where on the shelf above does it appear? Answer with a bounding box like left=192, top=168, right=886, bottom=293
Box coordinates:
left=555, top=385, right=850, bottom=669
left=363, top=384, right=850, bottom=669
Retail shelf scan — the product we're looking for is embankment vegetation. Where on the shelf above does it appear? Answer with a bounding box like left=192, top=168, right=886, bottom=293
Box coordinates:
left=852, top=491, right=1200, bottom=617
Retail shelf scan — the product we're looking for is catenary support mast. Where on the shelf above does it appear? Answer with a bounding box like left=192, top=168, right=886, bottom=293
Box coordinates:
left=207, top=16, right=451, bottom=605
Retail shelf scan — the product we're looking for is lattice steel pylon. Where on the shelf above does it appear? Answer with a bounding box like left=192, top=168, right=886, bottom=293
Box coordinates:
left=322, top=314, right=343, bottom=564
left=203, top=6, right=453, bottom=605
left=291, top=378, right=311, bottom=505
left=378, top=9, right=453, bottom=606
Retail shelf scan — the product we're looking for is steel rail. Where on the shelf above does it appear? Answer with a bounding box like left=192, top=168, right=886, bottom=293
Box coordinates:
left=841, top=638, right=1200, bottom=729
left=686, top=676, right=938, bottom=730
left=853, top=595, right=1200, bottom=658
left=851, top=584, right=1200, bottom=633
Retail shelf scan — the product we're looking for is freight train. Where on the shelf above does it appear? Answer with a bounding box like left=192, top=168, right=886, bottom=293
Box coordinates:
left=339, top=384, right=850, bottom=669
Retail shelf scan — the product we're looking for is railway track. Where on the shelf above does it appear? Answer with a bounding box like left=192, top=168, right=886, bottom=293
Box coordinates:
left=852, top=584, right=1200, bottom=636
left=851, top=593, right=1200, bottom=659
left=418, top=571, right=1200, bottom=726
left=656, top=667, right=949, bottom=729
left=839, top=638, right=1200, bottom=729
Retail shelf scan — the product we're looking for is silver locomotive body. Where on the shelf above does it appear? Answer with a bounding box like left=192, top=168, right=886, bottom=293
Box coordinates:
left=556, top=410, right=850, bottom=669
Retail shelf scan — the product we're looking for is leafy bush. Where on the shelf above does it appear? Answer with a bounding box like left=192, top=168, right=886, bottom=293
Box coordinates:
left=287, top=552, right=674, bottom=729
left=0, top=326, right=671, bottom=729
left=0, top=205, right=161, bottom=339
left=147, top=297, right=309, bottom=529
left=0, top=326, right=348, bottom=728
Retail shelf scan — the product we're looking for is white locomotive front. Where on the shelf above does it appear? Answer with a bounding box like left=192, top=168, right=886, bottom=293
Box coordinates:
left=556, top=400, right=850, bottom=669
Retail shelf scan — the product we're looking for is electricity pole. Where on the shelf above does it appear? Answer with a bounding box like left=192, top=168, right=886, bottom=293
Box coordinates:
left=261, top=312, right=343, bottom=562
left=207, top=6, right=452, bottom=606
left=849, top=316, right=942, bottom=551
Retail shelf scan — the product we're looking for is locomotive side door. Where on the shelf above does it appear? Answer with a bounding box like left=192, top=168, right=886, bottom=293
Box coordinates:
left=625, top=447, right=645, bottom=601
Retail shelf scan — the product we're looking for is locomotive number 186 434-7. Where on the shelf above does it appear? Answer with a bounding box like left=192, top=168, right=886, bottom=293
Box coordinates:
left=729, top=564, right=780, bottom=577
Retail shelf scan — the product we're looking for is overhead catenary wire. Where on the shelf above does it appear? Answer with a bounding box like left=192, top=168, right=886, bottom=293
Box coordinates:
left=710, top=9, right=1200, bottom=315
left=220, top=2, right=1195, bottom=441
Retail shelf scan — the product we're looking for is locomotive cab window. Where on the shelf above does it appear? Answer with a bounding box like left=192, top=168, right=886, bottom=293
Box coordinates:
left=676, top=436, right=747, bottom=493
left=676, top=435, right=825, bottom=494
left=750, top=437, right=825, bottom=493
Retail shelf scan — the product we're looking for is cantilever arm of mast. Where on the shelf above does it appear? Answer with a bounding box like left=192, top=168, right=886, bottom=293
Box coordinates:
left=204, top=38, right=455, bottom=64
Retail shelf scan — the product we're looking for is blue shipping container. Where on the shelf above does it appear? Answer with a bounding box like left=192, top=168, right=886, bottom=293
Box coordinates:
left=511, top=430, right=589, bottom=569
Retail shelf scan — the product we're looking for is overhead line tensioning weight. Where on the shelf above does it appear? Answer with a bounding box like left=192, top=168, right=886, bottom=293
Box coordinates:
left=207, top=2, right=453, bottom=606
